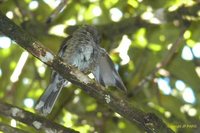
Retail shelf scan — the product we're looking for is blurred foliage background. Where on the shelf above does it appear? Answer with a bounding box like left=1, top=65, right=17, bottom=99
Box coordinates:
left=0, top=0, right=200, bottom=132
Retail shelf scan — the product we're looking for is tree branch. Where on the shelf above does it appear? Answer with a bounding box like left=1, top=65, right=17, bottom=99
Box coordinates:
left=0, top=11, right=174, bottom=132
left=0, top=122, right=28, bottom=133
left=0, top=101, right=79, bottom=133
left=46, top=0, right=68, bottom=24
left=132, top=22, right=190, bottom=94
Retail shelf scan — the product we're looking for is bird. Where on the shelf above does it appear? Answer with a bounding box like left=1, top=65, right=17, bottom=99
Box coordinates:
left=35, top=25, right=127, bottom=115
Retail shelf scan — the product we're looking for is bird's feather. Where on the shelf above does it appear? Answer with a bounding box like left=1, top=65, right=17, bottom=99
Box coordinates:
left=35, top=72, right=67, bottom=115
left=35, top=25, right=127, bottom=116
left=92, top=53, right=127, bottom=92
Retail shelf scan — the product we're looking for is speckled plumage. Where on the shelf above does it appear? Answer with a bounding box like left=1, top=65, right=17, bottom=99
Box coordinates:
left=35, top=25, right=126, bottom=115
left=60, top=26, right=101, bottom=73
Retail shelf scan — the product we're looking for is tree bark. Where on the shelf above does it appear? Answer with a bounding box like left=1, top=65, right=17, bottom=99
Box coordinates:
left=0, top=101, right=79, bottom=133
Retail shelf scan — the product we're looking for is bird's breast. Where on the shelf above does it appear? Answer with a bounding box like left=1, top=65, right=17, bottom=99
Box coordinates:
left=63, top=43, right=99, bottom=73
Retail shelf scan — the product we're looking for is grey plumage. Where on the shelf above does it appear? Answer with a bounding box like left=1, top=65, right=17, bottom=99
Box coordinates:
left=35, top=25, right=127, bottom=115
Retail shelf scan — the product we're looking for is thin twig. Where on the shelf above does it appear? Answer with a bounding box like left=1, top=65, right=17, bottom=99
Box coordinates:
left=0, top=101, right=79, bottom=133
left=13, top=0, right=32, bottom=21
left=132, top=23, right=190, bottom=95
left=0, top=122, right=28, bottom=133
left=46, top=0, right=68, bottom=24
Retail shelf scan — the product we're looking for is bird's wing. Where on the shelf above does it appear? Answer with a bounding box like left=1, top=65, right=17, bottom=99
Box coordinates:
left=35, top=36, right=72, bottom=115
left=92, top=53, right=127, bottom=92
left=58, top=35, right=72, bottom=57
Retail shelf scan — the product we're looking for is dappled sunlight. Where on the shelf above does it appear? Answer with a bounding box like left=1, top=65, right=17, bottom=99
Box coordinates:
left=148, top=43, right=162, bottom=51
left=182, top=87, right=195, bottom=104
left=74, top=89, right=81, bottom=95
left=10, top=51, right=29, bottom=83
left=6, top=11, right=13, bottom=19
left=114, top=35, right=131, bottom=65
left=180, top=104, right=191, bottom=113
left=174, top=80, right=196, bottom=104
left=110, top=8, right=123, bottom=22
left=141, top=8, right=154, bottom=20
left=186, top=39, right=195, bottom=46
left=180, top=104, right=197, bottom=117
left=29, top=1, right=39, bottom=10
left=104, top=0, right=119, bottom=8
left=167, top=43, right=172, bottom=50
left=175, top=80, right=186, bottom=91
left=183, top=30, right=191, bottom=39
left=24, top=98, right=34, bottom=108
left=43, top=0, right=60, bottom=9
left=159, top=35, right=166, bottom=42
left=89, top=0, right=98, bottom=2
left=158, top=69, right=170, bottom=77
left=157, top=78, right=172, bottom=95
left=168, top=0, right=195, bottom=12
left=92, top=6, right=102, bottom=16
left=62, top=111, right=76, bottom=127
left=86, top=103, right=97, bottom=111
left=134, top=28, right=147, bottom=47
left=114, top=112, right=122, bottom=118
left=118, top=121, right=126, bottom=129
left=141, top=7, right=164, bottom=24
left=22, top=78, right=31, bottom=85
left=164, top=111, right=171, bottom=118
left=0, top=36, right=11, bottom=49
left=37, top=66, right=46, bottom=76
left=10, top=119, right=17, bottom=128
left=65, top=18, right=77, bottom=26
left=0, top=69, right=2, bottom=77
left=61, top=110, right=94, bottom=133
left=188, top=108, right=197, bottom=117
left=35, top=60, right=47, bottom=77
left=75, top=124, right=94, bottom=133
left=72, top=96, right=80, bottom=104
left=192, top=43, right=200, bottom=58
left=0, top=0, right=200, bottom=132
left=147, top=102, right=167, bottom=114
left=195, top=67, right=200, bottom=78
left=88, top=73, right=94, bottom=79
left=128, top=0, right=139, bottom=8
left=181, top=46, right=193, bottom=61
left=168, top=5, right=179, bottom=12
left=157, top=78, right=197, bottom=104
left=49, top=24, right=67, bottom=37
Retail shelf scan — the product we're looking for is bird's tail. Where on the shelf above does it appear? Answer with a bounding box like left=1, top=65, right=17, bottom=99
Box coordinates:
left=35, top=74, right=67, bottom=116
